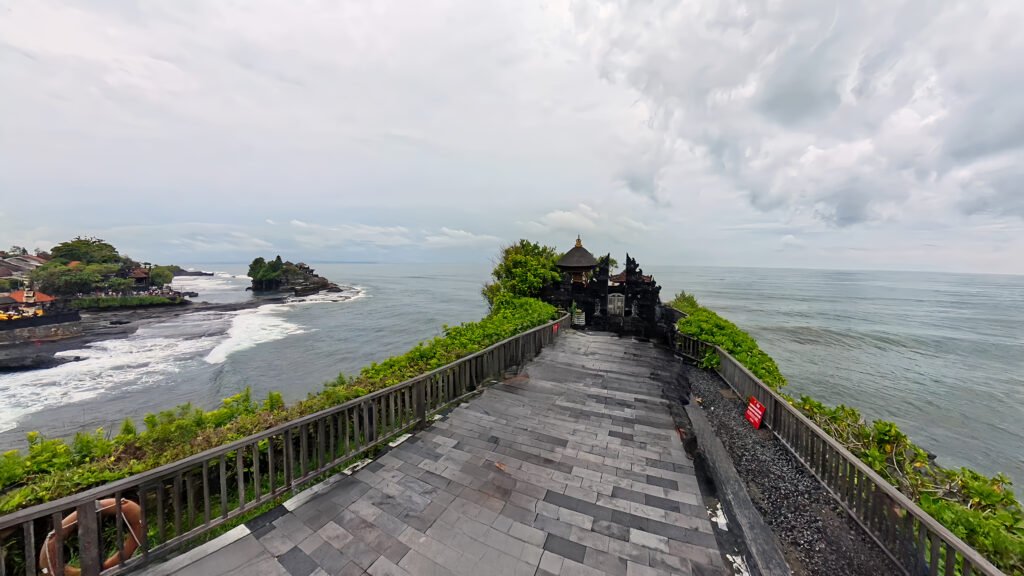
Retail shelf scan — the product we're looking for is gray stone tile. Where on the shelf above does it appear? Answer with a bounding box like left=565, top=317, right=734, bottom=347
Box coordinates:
left=176, top=535, right=275, bottom=576
left=137, top=333, right=721, bottom=576
left=273, top=514, right=315, bottom=545
left=341, top=539, right=381, bottom=570
left=308, top=542, right=349, bottom=574
left=543, top=534, right=587, bottom=564
left=593, top=520, right=630, bottom=542
left=629, top=529, right=669, bottom=553
left=398, top=549, right=449, bottom=576
left=317, top=520, right=355, bottom=550
left=259, top=527, right=298, bottom=557
left=277, top=546, right=319, bottom=576
left=367, top=555, right=412, bottom=576
left=584, top=547, right=628, bottom=576
left=298, top=533, right=327, bottom=555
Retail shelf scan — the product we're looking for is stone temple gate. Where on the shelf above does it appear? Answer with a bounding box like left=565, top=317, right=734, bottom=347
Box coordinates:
left=540, top=237, right=666, bottom=338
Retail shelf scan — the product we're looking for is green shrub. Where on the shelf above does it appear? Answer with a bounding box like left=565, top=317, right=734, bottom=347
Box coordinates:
left=670, top=292, right=786, bottom=389
left=263, top=391, right=286, bottom=412
left=70, top=429, right=114, bottom=465
left=482, top=239, right=561, bottom=306
left=0, top=451, right=24, bottom=488
left=71, top=296, right=180, bottom=309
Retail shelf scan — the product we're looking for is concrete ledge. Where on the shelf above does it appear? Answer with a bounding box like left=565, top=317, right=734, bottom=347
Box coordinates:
left=686, top=404, right=792, bottom=576
left=138, top=524, right=251, bottom=576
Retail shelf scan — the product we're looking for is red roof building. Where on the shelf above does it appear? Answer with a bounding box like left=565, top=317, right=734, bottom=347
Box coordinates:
left=9, top=290, right=55, bottom=303
left=609, top=271, right=653, bottom=284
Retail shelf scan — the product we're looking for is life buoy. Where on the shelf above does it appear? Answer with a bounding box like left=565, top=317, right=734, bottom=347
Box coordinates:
left=40, top=498, right=143, bottom=576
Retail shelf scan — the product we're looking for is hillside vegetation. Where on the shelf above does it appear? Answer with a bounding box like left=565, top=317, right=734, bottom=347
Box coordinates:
left=669, top=292, right=1024, bottom=574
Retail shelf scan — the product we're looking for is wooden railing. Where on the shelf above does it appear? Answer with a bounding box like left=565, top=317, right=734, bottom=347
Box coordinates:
left=675, top=333, right=1005, bottom=576
left=0, top=314, right=569, bottom=576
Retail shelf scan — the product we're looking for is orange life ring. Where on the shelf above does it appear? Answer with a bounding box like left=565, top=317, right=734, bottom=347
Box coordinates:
left=40, top=498, right=143, bottom=576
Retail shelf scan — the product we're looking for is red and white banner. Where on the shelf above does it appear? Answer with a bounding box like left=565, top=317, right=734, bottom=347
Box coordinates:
left=745, top=397, right=766, bottom=429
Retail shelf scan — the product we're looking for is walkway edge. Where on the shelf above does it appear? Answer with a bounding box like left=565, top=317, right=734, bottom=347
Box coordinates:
left=686, top=404, right=792, bottom=576
left=138, top=524, right=250, bottom=576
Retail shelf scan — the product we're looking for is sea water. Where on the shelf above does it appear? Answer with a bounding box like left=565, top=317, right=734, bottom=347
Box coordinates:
left=656, top=266, right=1024, bottom=484
left=0, top=263, right=1020, bottom=486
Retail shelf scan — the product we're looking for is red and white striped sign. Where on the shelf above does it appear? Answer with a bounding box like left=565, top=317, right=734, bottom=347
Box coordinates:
left=745, top=397, right=766, bottom=429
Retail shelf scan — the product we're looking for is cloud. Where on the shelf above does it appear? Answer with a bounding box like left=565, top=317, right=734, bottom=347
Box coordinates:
left=571, top=0, right=1024, bottom=229
left=423, top=228, right=500, bottom=249
left=287, top=220, right=413, bottom=248
left=0, top=0, right=1021, bottom=273
left=779, top=234, right=805, bottom=250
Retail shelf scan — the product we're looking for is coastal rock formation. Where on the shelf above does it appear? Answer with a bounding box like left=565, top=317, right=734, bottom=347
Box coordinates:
left=247, top=256, right=333, bottom=296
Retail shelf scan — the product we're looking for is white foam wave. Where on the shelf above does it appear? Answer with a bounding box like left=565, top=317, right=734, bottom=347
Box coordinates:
left=204, top=305, right=306, bottom=364
left=285, top=286, right=366, bottom=305
left=0, top=323, right=227, bottom=433
left=0, top=282, right=369, bottom=432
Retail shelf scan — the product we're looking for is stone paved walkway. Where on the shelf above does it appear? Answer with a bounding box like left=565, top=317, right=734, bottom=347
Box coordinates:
left=159, top=331, right=723, bottom=576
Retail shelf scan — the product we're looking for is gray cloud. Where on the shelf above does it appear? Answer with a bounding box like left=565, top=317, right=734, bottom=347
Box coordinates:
left=0, top=0, right=1022, bottom=274
left=572, top=0, right=1024, bottom=229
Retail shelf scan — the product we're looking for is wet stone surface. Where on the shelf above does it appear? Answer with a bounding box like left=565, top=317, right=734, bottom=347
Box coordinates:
left=151, top=331, right=723, bottom=576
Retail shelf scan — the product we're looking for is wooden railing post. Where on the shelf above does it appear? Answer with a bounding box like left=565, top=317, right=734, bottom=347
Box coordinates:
left=414, top=379, right=427, bottom=429
left=77, top=501, right=102, bottom=576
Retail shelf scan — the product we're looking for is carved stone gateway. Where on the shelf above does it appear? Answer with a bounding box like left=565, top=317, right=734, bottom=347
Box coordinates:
left=542, top=239, right=664, bottom=337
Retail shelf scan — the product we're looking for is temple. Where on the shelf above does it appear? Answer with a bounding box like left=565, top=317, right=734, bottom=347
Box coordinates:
left=542, top=237, right=664, bottom=337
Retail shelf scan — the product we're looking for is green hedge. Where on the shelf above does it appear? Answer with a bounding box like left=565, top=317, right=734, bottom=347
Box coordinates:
left=71, top=295, right=183, bottom=309
left=0, top=296, right=558, bottom=514
left=669, top=291, right=1024, bottom=574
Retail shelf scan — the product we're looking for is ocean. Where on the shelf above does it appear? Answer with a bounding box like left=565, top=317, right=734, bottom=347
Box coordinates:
left=0, top=263, right=1020, bottom=486
left=656, top=266, right=1024, bottom=484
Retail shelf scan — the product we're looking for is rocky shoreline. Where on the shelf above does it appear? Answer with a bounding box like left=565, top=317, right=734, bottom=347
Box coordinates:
left=0, top=296, right=285, bottom=371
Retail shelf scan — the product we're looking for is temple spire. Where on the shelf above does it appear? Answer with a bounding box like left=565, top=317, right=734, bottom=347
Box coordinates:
left=575, top=235, right=582, bottom=248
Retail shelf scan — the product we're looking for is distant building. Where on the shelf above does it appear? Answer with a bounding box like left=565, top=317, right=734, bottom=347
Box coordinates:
left=0, top=290, right=56, bottom=320
left=0, top=257, right=43, bottom=278
left=129, top=267, right=150, bottom=287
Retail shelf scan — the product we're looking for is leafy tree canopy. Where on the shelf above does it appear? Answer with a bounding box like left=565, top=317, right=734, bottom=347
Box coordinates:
left=149, top=266, right=174, bottom=287
left=482, top=239, right=562, bottom=306
left=30, top=262, right=102, bottom=297
left=49, top=237, right=121, bottom=264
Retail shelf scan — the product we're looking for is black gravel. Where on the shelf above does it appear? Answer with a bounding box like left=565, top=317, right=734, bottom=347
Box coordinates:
left=680, top=363, right=901, bottom=576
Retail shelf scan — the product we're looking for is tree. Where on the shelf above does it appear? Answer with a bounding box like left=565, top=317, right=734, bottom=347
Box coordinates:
left=597, top=255, right=619, bottom=272
left=105, top=277, right=135, bottom=294
left=149, top=266, right=174, bottom=287
left=482, top=240, right=562, bottom=306
left=50, top=237, right=120, bottom=264
left=6, top=245, right=28, bottom=256
left=30, top=262, right=101, bottom=296
left=248, top=257, right=266, bottom=279
left=248, top=257, right=285, bottom=291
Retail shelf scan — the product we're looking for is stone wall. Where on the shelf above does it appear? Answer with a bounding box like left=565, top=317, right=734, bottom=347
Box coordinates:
left=0, top=321, right=82, bottom=345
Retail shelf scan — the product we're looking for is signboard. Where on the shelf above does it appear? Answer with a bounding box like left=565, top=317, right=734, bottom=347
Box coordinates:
left=553, top=323, right=559, bottom=334
left=745, top=396, right=766, bottom=429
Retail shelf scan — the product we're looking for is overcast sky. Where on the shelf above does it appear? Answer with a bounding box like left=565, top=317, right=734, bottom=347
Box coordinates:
left=1, top=1, right=1022, bottom=273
